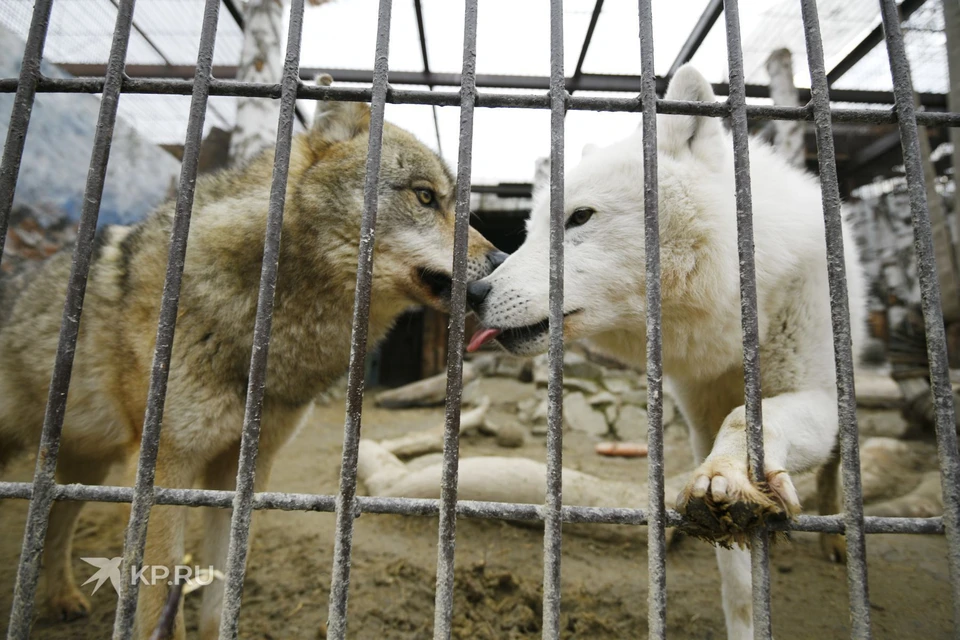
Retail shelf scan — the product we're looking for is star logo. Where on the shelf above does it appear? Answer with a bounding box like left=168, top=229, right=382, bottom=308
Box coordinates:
left=80, top=557, right=123, bottom=595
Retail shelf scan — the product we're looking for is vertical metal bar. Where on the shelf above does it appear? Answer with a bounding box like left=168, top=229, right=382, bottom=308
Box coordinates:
left=0, top=0, right=53, bottom=260
left=878, top=0, right=960, bottom=628
left=637, top=0, right=666, bottom=636
left=5, top=1, right=138, bottom=637
left=721, top=0, right=773, bottom=637
left=216, top=0, right=306, bottom=637
left=110, top=0, right=222, bottom=637
left=432, top=1, right=478, bottom=637
left=325, top=0, right=394, bottom=637
left=798, top=1, right=873, bottom=637
left=542, top=0, right=566, bottom=637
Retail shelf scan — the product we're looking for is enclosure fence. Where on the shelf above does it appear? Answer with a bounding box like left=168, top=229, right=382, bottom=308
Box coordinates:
left=1, top=0, right=959, bottom=638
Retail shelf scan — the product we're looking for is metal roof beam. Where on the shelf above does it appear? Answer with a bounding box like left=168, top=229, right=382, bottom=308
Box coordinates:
left=826, top=0, right=927, bottom=86
left=413, top=0, right=443, bottom=155
left=569, top=0, right=604, bottom=95
left=667, top=0, right=723, bottom=78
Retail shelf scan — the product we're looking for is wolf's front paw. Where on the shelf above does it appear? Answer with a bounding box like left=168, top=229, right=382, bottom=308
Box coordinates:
left=49, top=586, right=91, bottom=621
left=676, top=456, right=800, bottom=547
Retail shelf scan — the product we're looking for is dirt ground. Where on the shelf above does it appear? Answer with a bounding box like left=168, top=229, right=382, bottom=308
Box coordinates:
left=0, top=395, right=953, bottom=639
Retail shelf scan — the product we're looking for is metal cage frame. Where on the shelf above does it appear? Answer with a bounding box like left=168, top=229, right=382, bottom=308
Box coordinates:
left=1, top=0, right=959, bottom=638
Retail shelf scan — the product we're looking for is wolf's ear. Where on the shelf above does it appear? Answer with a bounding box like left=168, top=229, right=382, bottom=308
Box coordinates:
left=581, top=143, right=600, bottom=159
left=659, top=65, right=723, bottom=161
left=311, top=74, right=371, bottom=145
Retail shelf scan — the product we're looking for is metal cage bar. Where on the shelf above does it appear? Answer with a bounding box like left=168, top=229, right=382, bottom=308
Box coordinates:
left=721, top=0, right=773, bottom=636
left=110, top=0, right=223, bottom=637
left=0, top=0, right=959, bottom=638
left=0, top=0, right=53, bottom=260
left=3, top=75, right=960, bottom=125
left=0, top=478, right=948, bottom=532
left=877, top=0, right=960, bottom=629
left=638, top=0, right=667, bottom=637
left=215, top=0, right=308, bottom=637
left=5, top=0, right=139, bottom=637
left=324, top=0, right=394, bottom=637
left=541, top=0, right=566, bottom=637
left=431, top=0, right=479, bottom=637
left=799, top=0, right=873, bottom=637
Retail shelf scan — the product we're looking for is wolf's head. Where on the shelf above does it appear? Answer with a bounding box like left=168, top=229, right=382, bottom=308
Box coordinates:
left=291, top=83, right=505, bottom=319
left=466, top=65, right=727, bottom=355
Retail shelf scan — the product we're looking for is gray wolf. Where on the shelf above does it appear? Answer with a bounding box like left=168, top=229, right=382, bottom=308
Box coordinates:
left=0, top=91, right=503, bottom=638
left=466, top=65, right=866, bottom=639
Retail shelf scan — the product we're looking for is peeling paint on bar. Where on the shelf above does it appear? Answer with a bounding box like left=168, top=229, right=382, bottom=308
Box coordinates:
left=799, top=0, right=873, bottom=636
left=721, top=0, right=773, bottom=636
left=878, top=0, right=960, bottom=630
left=541, top=1, right=566, bottom=637
left=432, top=1, right=479, bottom=637
left=325, top=0, right=393, bottom=637
left=5, top=1, right=139, bottom=638
left=110, top=0, right=223, bottom=638
left=638, top=0, right=667, bottom=637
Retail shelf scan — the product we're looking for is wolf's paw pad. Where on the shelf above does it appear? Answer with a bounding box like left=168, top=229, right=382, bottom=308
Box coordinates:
left=49, top=587, right=91, bottom=621
left=675, top=456, right=800, bottom=547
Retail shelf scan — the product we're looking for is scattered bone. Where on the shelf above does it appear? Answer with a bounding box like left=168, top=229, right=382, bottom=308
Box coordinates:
left=864, top=471, right=943, bottom=518
left=377, top=397, right=490, bottom=459
left=374, top=363, right=477, bottom=408
left=357, top=440, right=687, bottom=543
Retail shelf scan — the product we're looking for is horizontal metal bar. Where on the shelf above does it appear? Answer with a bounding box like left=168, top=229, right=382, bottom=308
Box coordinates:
left=0, top=481, right=945, bottom=534
left=51, top=63, right=950, bottom=107
left=2, top=76, right=957, bottom=125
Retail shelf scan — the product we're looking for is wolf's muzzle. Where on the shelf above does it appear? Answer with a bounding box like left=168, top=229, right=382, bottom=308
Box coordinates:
left=486, top=250, right=508, bottom=272
left=466, top=279, right=492, bottom=312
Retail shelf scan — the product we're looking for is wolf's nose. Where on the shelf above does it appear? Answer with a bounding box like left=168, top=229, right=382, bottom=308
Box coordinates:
left=486, top=250, right=509, bottom=272
left=466, top=280, right=492, bottom=311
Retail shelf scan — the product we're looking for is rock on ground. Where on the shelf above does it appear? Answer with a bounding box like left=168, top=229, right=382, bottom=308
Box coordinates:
left=563, top=392, right=609, bottom=436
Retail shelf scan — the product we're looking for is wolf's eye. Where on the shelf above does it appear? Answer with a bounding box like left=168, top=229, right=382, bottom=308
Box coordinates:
left=566, top=207, right=594, bottom=229
left=414, top=188, right=436, bottom=207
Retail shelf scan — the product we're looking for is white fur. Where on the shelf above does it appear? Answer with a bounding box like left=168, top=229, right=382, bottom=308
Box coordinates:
left=473, top=65, right=866, bottom=639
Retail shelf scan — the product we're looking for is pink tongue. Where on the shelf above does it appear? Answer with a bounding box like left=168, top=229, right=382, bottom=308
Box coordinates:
left=466, top=327, right=502, bottom=353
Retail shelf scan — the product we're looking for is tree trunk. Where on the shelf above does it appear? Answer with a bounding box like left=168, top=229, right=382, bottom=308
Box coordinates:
left=764, top=48, right=804, bottom=169
left=229, top=0, right=284, bottom=166
left=944, top=0, right=960, bottom=322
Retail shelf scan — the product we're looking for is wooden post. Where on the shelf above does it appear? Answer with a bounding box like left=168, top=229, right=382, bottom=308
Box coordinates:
left=229, top=0, right=284, bottom=165
left=765, top=48, right=804, bottom=168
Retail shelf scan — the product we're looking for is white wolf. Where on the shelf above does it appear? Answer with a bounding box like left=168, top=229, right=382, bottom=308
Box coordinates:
left=466, top=65, right=866, bottom=639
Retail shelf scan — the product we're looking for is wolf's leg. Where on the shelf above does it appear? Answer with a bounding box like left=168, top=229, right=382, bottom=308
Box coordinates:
left=686, top=420, right=756, bottom=640
left=44, top=454, right=111, bottom=621
left=134, top=448, right=200, bottom=640
left=678, top=389, right=838, bottom=529
left=816, top=445, right=845, bottom=563
left=198, top=444, right=277, bottom=640
left=716, top=547, right=753, bottom=640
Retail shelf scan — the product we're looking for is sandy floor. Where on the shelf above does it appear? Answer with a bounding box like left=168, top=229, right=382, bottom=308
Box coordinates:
left=0, top=396, right=954, bottom=639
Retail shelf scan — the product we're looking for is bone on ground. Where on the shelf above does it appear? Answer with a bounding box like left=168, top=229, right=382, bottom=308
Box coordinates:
left=357, top=439, right=688, bottom=543
left=377, top=397, right=491, bottom=459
